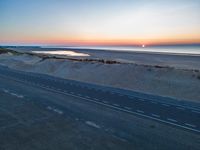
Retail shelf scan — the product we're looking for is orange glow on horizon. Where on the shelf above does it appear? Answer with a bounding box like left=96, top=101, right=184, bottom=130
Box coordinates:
left=1, top=0, right=200, bottom=47
left=1, top=33, right=200, bottom=46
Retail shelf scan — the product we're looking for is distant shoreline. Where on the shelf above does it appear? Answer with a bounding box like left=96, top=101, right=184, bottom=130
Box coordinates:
left=44, top=46, right=200, bottom=57
left=1, top=45, right=200, bottom=56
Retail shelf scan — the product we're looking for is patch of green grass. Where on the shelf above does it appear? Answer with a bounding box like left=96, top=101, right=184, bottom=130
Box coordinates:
left=0, top=47, right=21, bottom=55
left=0, top=48, right=8, bottom=54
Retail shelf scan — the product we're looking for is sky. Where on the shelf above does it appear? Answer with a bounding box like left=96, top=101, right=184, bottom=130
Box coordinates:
left=0, top=0, right=200, bottom=46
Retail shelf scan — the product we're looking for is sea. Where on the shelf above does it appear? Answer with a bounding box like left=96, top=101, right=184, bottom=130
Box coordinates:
left=40, top=44, right=200, bottom=55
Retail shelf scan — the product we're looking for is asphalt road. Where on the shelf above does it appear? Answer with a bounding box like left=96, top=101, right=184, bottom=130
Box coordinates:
left=0, top=65, right=199, bottom=134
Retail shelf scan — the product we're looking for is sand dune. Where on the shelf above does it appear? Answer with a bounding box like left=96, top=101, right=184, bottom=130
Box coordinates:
left=0, top=49, right=200, bottom=102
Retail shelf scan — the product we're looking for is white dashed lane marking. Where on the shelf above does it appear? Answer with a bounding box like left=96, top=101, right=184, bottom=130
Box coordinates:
left=46, top=106, right=63, bottom=115
left=167, top=118, right=177, bottom=122
left=176, top=107, right=185, bottom=110
left=137, top=98, right=145, bottom=101
left=162, top=104, right=170, bottom=107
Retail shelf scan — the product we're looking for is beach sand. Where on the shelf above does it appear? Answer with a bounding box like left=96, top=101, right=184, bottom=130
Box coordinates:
left=0, top=47, right=200, bottom=103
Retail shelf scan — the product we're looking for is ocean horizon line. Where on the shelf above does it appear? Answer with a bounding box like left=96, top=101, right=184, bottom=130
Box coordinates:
left=1, top=44, right=200, bottom=55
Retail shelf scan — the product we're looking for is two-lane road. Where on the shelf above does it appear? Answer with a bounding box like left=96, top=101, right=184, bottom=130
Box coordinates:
left=0, top=65, right=199, bottom=133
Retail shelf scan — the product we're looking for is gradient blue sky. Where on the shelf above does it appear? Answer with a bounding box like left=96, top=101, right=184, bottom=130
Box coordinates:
left=0, top=0, right=200, bottom=45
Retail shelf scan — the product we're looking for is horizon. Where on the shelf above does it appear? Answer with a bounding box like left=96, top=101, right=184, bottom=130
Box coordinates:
left=1, top=0, right=200, bottom=46
left=1, top=43, right=200, bottom=47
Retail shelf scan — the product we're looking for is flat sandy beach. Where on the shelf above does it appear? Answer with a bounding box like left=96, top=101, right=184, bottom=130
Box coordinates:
left=0, top=47, right=200, bottom=103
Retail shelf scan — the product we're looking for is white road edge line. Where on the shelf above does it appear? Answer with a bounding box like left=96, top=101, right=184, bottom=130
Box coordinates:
left=136, top=110, right=144, bottom=113
left=124, top=106, right=131, bottom=110
left=151, top=114, right=160, bottom=118
left=167, top=118, right=177, bottom=122
left=113, top=103, right=120, bottom=107
left=184, top=123, right=196, bottom=128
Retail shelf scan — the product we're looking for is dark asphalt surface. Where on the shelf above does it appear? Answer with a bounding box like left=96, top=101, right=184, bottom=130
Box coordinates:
left=0, top=65, right=199, bottom=133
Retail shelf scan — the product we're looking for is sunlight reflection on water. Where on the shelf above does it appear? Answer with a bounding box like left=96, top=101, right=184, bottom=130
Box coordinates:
left=32, top=50, right=90, bottom=56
